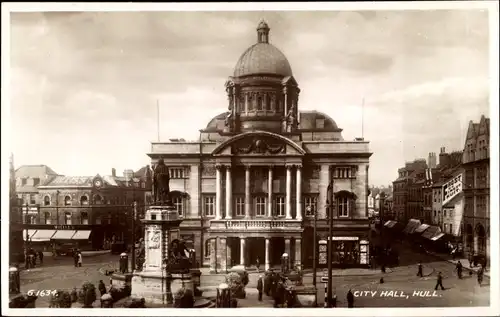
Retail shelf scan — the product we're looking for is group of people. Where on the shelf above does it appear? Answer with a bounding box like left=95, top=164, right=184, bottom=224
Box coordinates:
left=416, top=260, right=486, bottom=291
left=259, top=270, right=294, bottom=308
left=24, top=249, right=44, bottom=269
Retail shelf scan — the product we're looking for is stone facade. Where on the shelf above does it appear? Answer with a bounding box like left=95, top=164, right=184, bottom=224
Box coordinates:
left=147, top=21, right=372, bottom=272
left=462, top=115, right=490, bottom=261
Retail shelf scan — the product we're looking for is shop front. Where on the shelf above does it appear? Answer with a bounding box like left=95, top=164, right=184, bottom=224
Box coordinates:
left=317, top=236, right=370, bottom=268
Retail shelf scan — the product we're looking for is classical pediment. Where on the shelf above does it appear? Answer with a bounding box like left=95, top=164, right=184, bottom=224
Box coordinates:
left=212, top=131, right=305, bottom=156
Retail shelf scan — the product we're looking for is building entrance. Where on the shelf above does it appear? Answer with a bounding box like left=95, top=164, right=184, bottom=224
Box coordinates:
left=270, top=237, right=285, bottom=267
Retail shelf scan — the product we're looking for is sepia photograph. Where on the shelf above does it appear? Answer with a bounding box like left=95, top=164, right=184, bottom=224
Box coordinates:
left=2, top=2, right=498, bottom=316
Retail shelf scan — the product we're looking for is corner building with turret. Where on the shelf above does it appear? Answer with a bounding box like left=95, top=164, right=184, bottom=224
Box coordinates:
left=148, top=22, right=372, bottom=273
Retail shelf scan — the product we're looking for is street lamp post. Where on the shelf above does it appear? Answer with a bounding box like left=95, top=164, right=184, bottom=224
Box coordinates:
left=24, top=203, right=29, bottom=268
left=308, top=206, right=318, bottom=307
left=326, top=181, right=335, bottom=308
left=131, top=201, right=137, bottom=272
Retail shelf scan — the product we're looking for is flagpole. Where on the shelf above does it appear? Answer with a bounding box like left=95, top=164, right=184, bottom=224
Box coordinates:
left=362, top=97, right=365, bottom=139
left=157, top=99, right=160, bottom=142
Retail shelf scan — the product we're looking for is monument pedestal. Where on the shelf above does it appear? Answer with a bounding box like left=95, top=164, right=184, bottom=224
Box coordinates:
left=131, top=205, right=197, bottom=305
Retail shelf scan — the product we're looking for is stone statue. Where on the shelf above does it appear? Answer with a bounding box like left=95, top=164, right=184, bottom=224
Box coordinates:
left=224, top=112, right=234, bottom=131
left=285, top=105, right=297, bottom=132
left=152, top=158, right=171, bottom=205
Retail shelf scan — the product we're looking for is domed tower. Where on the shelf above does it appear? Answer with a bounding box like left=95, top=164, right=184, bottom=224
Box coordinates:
left=224, top=20, right=300, bottom=134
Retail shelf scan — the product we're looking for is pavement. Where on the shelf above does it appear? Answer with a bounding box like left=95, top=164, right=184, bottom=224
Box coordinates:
left=15, top=243, right=490, bottom=308
left=426, top=252, right=490, bottom=278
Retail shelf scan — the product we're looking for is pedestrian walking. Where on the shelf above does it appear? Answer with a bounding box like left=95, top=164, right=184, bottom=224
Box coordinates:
left=38, top=251, right=44, bottom=265
left=347, top=289, right=354, bottom=308
left=331, top=292, right=337, bottom=308
left=257, top=275, right=263, bottom=301
left=98, top=280, right=107, bottom=297
left=477, top=265, right=484, bottom=286
left=381, top=263, right=386, bottom=273
left=77, top=252, right=83, bottom=267
left=73, top=251, right=79, bottom=267
left=455, top=260, right=463, bottom=279
left=434, top=272, right=445, bottom=290
left=417, top=263, right=423, bottom=277
left=256, top=257, right=260, bottom=272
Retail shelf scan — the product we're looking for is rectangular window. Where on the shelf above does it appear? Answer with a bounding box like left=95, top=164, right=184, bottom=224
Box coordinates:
left=44, top=212, right=51, bottom=225
left=235, top=197, right=245, bottom=217
left=21, top=178, right=27, bottom=186
left=29, top=194, right=36, bottom=205
left=337, top=196, right=349, bottom=217
left=275, top=196, right=285, bottom=217
left=33, top=178, right=40, bottom=186
left=173, top=196, right=184, bottom=216
left=81, top=212, right=89, bottom=225
left=304, top=196, right=318, bottom=216
left=65, top=213, right=72, bottom=225
left=204, top=196, right=215, bottom=217
left=255, top=197, right=266, bottom=217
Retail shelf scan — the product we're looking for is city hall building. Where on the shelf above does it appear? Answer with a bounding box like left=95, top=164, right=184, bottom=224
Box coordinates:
left=149, top=21, right=372, bottom=272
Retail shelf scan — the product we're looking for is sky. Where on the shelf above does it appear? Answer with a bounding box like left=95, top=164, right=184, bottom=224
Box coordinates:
left=7, top=8, right=491, bottom=186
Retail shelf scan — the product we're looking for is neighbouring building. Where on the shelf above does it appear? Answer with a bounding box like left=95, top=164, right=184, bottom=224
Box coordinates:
left=147, top=21, right=372, bottom=272
left=462, top=115, right=490, bottom=261
left=22, top=167, right=151, bottom=251
left=392, top=159, right=427, bottom=223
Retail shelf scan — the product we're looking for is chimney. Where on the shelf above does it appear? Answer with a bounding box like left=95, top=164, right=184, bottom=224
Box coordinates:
left=439, top=148, right=450, bottom=169
left=111, top=168, right=116, bottom=177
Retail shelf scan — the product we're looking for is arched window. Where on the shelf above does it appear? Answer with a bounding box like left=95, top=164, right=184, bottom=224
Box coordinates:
left=94, top=194, right=102, bottom=205
left=80, top=195, right=89, bottom=205
left=64, top=212, right=72, bottom=225
left=44, top=211, right=51, bottom=224
left=81, top=212, right=89, bottom=225
left=64, top=195, right=72, bottom=206
left=43, top=195, right=51, bottom=206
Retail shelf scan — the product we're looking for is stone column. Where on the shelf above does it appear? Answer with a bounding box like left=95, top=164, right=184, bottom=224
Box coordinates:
left=240, top=237, right=246, bottom=266
left=225, top=166, right=232, bottom=219
left=268, top=166, right=273, bottom=218
left=216, top=165, right=222, bottom=220
left=218, top=237, right=227, bottom=273
left=294, top=238, right=302, bottom=269
left=227, top=240, right=232, bottom=270
left=286, top=165, right=292, bottom=219
left=209, top=239, right=217, bottom=273
left=265, top=238, right=270, bottom=271
left=296, top=165, right=302, bottom=220
left=245, top=166, right=251, bottom=218
left=285, top=238, right=291, bottom=257
left=245, top=93, right=249, bottom=114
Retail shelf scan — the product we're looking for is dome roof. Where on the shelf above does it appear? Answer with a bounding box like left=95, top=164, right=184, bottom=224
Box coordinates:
left=233, top=21, right=293, bottom=78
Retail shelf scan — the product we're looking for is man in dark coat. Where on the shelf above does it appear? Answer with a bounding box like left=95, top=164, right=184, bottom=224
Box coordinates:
left=417, top=263, right=423, bottom=277
left=347, top=289, right=354, bottom=308
left=257, top=275, right=263, bottom=301
left=456, top=260, right=463, bottom=279
left=434, top=272, right=445, bottom=290
left=98, top=280, right=107, bottom=297
left=38, top=251, right=44, bottom=265
left=73, top=251, right=79, bottom=267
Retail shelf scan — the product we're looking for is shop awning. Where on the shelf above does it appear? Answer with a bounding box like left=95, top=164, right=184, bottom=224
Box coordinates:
left=72, top=230, right=92, bottom=240
left=22, top=230, right=38, bottom=241
left=31, top=229, right=56, bottom=241
left=403, top=219, right=421, bottom=234
left=384, top=220, right=397, bottom=228
left=51, top=230, right=77, bottom=240
left=414, top=224, right=430, bottom=234
left=431, top=233, right=445, bottom=241
left=422, top=226, right=441, bottom=240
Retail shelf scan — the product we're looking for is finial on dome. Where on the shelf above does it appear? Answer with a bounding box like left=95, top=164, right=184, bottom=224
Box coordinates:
left=257, top=20, right=270, bottom=44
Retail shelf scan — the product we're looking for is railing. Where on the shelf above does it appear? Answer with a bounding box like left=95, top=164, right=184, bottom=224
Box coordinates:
left=211, top=218, right=302, bottom=230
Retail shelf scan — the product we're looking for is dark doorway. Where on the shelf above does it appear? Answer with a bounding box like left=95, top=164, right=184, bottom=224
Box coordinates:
left=270, top=237, right=285, bottom=266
